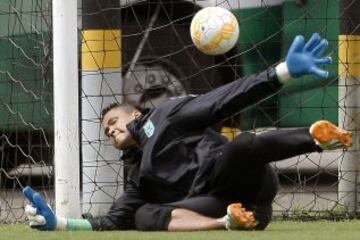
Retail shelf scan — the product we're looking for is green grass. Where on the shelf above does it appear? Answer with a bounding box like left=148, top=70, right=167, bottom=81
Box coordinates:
left=1, top=220, right=360, bottom=240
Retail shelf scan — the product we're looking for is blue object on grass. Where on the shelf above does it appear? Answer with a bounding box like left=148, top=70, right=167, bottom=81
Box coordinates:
left=23, top=186, right=57, bottom=230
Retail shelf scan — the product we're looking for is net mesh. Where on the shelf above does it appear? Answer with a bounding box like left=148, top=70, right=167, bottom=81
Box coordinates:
left=81, top=0, right=360, bottom=219
left=0, top=0, right=53, bottom=223
left=1, top=0, right=359, bottom=223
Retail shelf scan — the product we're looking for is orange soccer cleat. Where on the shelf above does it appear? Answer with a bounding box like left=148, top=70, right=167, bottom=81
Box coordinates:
left=310, top=120, right=352, bottom=150
left=225, top=203, right=258, bottom=230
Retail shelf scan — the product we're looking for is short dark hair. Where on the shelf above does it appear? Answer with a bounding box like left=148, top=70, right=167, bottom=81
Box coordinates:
left=101, top=103, right=144, bottom=122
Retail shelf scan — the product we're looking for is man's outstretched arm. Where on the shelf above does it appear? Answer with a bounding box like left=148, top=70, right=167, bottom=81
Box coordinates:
left=170, top=33, right=332, bottom=131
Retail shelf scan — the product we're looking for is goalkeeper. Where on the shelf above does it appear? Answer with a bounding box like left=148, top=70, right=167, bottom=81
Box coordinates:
left=24, top=33, right=352, bottom=231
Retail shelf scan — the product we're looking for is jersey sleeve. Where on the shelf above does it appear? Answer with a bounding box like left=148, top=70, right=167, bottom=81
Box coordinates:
left=87, top=179, right=145, bottom=230
left=170, top=68, right=282, bottom=131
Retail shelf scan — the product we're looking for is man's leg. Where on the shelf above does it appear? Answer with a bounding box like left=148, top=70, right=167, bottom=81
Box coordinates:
left=168, top=205, right=259, bottom=231
left=211, top=163, right=278, bottom=230
left=213, top=121, right=352, bottom=200
left=210, top=129, right=304, bottom=230
left=231, top=128, right=321, bottom=166
left=167, top=195, right=261, bottom=231
left=134, top=195, right=261, bottom=231
left=168, top=208, right=223, bottom=231
left=213, top=126, right=339, bottom=202
left=212, top=121, right=352, bottom=230
left=134, top=171, right=276, bottom=232
left=224, top=121, right=352, bottom=166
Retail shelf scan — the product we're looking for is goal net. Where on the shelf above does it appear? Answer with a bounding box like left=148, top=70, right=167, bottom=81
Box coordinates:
left=1, top=0, right=359, bottom=223
left=0, top=0, right=52, bottom=222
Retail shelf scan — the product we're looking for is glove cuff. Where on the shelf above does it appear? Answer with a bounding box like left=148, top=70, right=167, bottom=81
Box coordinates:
left=56, top=216, right=67, bottom=230
left=275, top=62, right=292, bottom=84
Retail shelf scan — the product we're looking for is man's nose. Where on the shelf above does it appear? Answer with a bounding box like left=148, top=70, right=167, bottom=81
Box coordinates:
left=109, top=127, right=116, bottom=136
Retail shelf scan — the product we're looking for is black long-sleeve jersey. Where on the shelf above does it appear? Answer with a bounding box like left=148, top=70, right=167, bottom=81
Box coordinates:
left=89, top=68, right=282, bottom=230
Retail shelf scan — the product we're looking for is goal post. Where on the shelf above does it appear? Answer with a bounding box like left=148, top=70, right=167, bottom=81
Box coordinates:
left=338, top=0, right=360, bottom=214
left=53, top=0, right=81, bottom=218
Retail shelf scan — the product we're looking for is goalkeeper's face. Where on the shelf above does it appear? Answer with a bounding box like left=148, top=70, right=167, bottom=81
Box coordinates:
left=102, top=107, right=138, bottom=150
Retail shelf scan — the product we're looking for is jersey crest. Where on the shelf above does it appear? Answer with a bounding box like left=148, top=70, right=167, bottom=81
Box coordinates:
left=143, top=119, right=155, bottom=138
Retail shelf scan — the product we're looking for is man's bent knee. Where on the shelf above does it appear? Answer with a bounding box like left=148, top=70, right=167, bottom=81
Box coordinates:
left=134, top=204, right=174, bottom=231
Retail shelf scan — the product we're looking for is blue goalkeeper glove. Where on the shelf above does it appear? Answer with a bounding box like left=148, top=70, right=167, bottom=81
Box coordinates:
left=23, top=186, right=65, bottom=231
left=276, top=33, right=332, bottom=83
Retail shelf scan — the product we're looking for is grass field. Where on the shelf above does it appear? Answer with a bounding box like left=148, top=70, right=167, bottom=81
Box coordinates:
left=1, top=220, right=360, bottom=240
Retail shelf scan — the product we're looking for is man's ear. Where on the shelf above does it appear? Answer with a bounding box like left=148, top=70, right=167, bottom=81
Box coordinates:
left=133, top=110, right=141, bottom=119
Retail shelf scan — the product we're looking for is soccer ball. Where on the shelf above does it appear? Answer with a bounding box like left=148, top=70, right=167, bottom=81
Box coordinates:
left=190, top=7, right=239, bottom=55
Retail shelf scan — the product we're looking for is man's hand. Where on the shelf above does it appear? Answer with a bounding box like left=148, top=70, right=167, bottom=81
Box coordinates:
left=276, top=33, right=332, bottom=82
left=23, top=186, right=58, bottom=230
